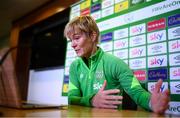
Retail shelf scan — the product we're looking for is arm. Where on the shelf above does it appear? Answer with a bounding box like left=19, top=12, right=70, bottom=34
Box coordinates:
left=68, top=62, right=95, bottom=106
left=114, top=60, right=151, bottom=110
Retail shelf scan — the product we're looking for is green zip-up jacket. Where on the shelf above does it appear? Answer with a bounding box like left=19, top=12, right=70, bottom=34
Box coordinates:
left=68, top=48, right=151, bottom=110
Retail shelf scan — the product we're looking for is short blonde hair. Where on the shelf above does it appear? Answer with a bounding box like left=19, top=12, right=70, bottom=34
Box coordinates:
left=64, top=16, right=100, bottom=43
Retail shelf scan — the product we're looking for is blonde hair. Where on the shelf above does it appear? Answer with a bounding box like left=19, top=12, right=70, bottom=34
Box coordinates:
left=64, top=16, right=100, bottom=43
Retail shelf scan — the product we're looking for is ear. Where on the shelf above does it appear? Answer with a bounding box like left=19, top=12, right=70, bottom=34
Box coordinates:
left=91, top=32, right=97, bottom=43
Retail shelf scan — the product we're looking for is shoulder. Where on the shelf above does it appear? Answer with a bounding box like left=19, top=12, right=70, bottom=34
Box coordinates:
left=70, top=58, right=81, bottom=68
left=102, top=52, right=125, bottom=64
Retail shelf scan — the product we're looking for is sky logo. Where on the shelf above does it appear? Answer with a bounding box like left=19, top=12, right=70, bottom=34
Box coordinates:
left=147, top=30, right=166, bottom=44
left=169, top=40, right=180, bottom=53
left=150, top=33, right=163, bottom=41
left=148, top=55, right=167, bottom=68
left=170, top=67, right=180, bottom=80
left=130, top=23, right=145, bottom=36
left=130, top=46, right=146, bottom=58
left=132, top=26, right=143, bottom=34
left=114, top=39, right=128, bottom=49
left=132, top=49, right=143, bottom=55
left=150, top=58, right=164, bottom=65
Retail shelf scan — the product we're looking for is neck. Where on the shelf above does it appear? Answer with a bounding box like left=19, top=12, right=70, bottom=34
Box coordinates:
left=85, top=45, right=97, bottom=59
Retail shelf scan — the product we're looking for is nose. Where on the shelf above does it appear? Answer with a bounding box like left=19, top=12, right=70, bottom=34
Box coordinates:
left=71, top=40, right=76, bottom=49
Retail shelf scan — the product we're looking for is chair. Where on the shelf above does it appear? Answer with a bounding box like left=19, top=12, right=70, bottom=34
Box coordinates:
left=0, top=47, right=21, bottom=108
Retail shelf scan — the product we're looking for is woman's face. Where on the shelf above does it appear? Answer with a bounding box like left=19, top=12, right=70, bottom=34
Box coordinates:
left=69, top=30, right=95, bottom=58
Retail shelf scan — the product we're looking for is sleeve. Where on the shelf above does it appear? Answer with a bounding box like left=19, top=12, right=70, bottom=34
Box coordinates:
left=115, top=60, right=151, bottom=110
left=68, top=62, right=95, bottom=107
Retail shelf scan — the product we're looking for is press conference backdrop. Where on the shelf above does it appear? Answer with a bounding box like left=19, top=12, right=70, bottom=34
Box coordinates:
left=62, top=0, right=180, bottom=115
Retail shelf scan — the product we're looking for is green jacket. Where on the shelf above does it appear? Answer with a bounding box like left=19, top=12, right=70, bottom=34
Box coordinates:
left=68, top=48, right=151, bottom=110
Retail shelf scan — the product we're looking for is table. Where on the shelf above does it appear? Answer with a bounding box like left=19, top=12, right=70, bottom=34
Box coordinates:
left=0, top=105, right=173, bottom=117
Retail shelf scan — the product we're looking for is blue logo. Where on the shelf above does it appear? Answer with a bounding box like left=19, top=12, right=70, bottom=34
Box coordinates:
left=148, top=68, right=168, bottom=80
left=91, top=3, right=101, bottom=13
left=101, top=32, right=113, bottom=42
left=168, top=14, right=180, bottom=27
left=64, top=76, right=69, bottom=83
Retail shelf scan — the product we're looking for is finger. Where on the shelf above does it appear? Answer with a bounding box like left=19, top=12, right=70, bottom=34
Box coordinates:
left=103, top=89, right=120, bottom=95
left=104, top=95, right=123, bottom=100
left=163, top=89, right=170, bottom=96
left=154, top=79, right=163, bottom=93
left=103, top=100, right=122, bottom=105
left=99, top=80, right=107, bottom=91
left=101, top=104, right=118, bottom=109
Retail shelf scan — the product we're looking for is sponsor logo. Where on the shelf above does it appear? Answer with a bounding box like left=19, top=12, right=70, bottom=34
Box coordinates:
left=147, top=18, right=166, bottom=32
left=124, top=13, right=134, bottom=23
left=132, top=49, right=143, bottom=56
left=114, top=28, right=128, bottom=39
left=100, top=41, right=113, bottom=51
left=101, top=6, right=114, bottom=18
left=171, top=40, right=180, bottom=49
left=166, top=102, right=180, bottom=115
left=148, top=42, right=167, bottom=55
left=133, top=70, right=146, bottom=81
left=101, top=32, right=113, bottom=42
left=131, top=0, right=144, bottom=5
left=80, top=0, right=91, bottom=10
left=147, top=30, right=166, bottom=44
left=102, top=0, right=114, bottom=9
left=170, top=67, right=180, bottom=80
left=130, top=34, right=146, bottom=47
left=148, top=68, right=167, bottom=80
left=169, top=53, right=180, bottom=66
left=114, top=49, right=128, bottom=59
left=115, top=1, right=128, bottom=13
left=148, top=55, right=167, bottom=68
left=172, top=28, right=180, bottom=36
left=91, top=11, right=101, bottom=20
left=81, top=8, right=90, bottom=16
left=131, top=26, right=143, bottom=34
left=130, top=46, right=146, bottom=58
left=64, top=76, right=69, bottom=83
left=91, top=3, right=101, bottom=13
left=114, top=39, right=128, bottom=49
left=130, top=23, right=145, bottom=36
left=168, top=26, right=180, bottom=40
left=174, top=55, right=180, bottom=60
left=129, top=58, right=146, bottom=69
left=95, top=71, right=104, bottom=80
left=93, top=82, right=103, bottom=90
left=150, top=58, right=164, bottom=65
left=168, top=14, right=180, bottom=27
left=170, top=82, right=180, bottom=94
left=150, top=33, right=163, bottom=41
left=65, top=67, right=70, bottom=76
left=169, top=40, right=180, bottom=53
left=148, top=82, right=168, bottom=93
left=71, top=5, right=80, bottom=13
